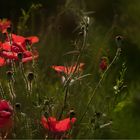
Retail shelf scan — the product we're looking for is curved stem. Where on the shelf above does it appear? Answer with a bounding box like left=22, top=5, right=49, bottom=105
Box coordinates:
left=79, top=47, right=121, bottom=123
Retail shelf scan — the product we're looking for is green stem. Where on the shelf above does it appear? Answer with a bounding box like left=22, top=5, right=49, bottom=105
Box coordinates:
left=79, top=48, right=121, bottom=123
left=58, top=86, right=69, bottom=120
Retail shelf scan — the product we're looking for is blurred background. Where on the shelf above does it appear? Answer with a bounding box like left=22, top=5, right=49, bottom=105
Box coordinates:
left=1, top=0, right=140, bottom=138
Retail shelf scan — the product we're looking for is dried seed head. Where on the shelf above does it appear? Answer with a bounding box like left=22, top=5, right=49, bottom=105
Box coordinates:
left=6, top=71, right=13, bottom=80
left=27, top=72, right=34, bottom=82
left=18, top=52, right=23, bottom=60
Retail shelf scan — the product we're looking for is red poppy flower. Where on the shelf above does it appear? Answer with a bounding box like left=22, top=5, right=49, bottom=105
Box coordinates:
left=99, top=57, right=108, bottom=71
left=0, top=33, right=39, bottom=66
left=11, top=34, right=39, bottom=46
left=0, top=19, right=11, bottom=33
left=0, top=100, right=13, bottom=131
left=41, top=116, right=76, bottom=133
left=0, top=57, right=6, bottom=67
left=51, top=63, right=84, bottom=75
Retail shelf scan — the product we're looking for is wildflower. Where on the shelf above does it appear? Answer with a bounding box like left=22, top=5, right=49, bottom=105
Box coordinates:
left=41, top=116, right=76, bottom=133
left=0, top=100, right=13, bottom=137
left=0, top=33, right=39, bottom=66
left=10, top=34, right=39, bottom=47
left=51, top=63, right=84, bottom=75
left=99, top=57, right=108, bottom=71
left=0, top=19, right=11, bottom=33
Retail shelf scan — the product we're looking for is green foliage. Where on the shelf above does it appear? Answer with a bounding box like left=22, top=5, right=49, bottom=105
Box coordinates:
left=0, top=0, right=140, bottom=139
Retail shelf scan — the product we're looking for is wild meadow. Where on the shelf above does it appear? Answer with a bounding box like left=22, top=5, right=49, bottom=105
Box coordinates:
left=0, top=0, right=140, bottom=139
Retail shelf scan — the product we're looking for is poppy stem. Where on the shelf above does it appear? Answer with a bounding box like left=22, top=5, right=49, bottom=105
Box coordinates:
left=19, top=62, right=30, bottom=96
left=58, top=86, right=69, bottom=120
left=79, top=47, right=121, bottom=123
left=0, top=82, right=5, bottom=98
left=8, top=79, right=16, bottom=104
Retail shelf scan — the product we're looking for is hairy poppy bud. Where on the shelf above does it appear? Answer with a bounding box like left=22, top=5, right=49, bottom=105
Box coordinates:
left=25, top=39, right=31, bottom=46
left=115, top=35, right=123, bottom=47
left=7, top=26, right=12, bottom=34
left=44, top=111, right=49, bottom=118
left=27, top=72, right=34, bottom=82
left=15, top=103, right=21, bottom=111
left=6, top=71, right=13, bottom=80
left=17, top=52, right=23, bottom=61
left=69, top=109, right=76, bottom=119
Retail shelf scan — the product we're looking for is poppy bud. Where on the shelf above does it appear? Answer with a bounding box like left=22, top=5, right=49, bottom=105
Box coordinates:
left=69, top=109, right=76, bottom=119
left=15, top=103, right=21, bottom=111
left=7, top=26, right=12, bottom=34
left=25, top=39, right=31, bottom=46
left=115, top=35, right=123, bottom=47
left=27, top=72, right=34, bottom=82
left=6, top=71, right=13, bottom=80
left=17, top=52, right=23, bottom=60
left=94, top=112, right=102, bottom=118
left=99, top=57, right=108, bottom=71
left=44, top=111, right=49, bottom=118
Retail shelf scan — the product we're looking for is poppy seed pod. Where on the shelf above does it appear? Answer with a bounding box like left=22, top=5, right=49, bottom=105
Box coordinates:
left=6, top=71, right=13, bottom=80
left=27, top=72, right=34, bottom=82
